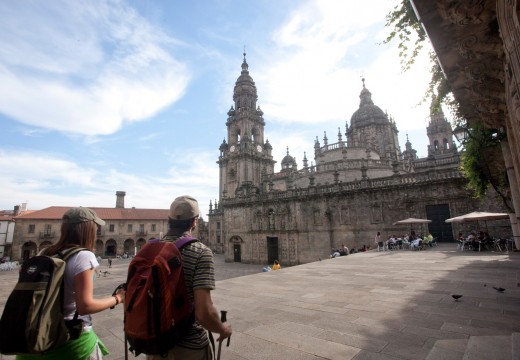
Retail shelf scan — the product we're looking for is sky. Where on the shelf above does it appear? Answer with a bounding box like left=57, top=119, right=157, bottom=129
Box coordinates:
left=0, top=0, right=437, bottom=218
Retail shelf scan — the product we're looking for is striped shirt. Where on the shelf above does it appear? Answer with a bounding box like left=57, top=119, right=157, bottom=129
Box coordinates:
left=163, top=234, right=215, bottom=349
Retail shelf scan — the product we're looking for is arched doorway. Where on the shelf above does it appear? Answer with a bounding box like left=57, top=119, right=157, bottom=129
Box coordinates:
left=21, top=241, right=37, bottom=261
left=95, top=240, right=104, bottom=256
left=39, top=241, right=52, bottom=253
left=136, top=239, right=146, bottom=252
left=124, top=239, right=136, bottom=256
left=229, top=236, right=243, bottom=262
left=105, top=239, right=117, bottom=257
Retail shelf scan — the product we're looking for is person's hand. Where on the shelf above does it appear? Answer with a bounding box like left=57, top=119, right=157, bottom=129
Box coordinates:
left=116, top=288, right=126, bottom=304
left=217, top=323, right=232, bottom=342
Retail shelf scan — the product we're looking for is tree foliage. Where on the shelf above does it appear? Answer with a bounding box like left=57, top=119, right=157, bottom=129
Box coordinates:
left=384, top=1, right=451, bottom=113
left=460, top=126, right=513, bottom=212
left=384, top=1, right=425, bottom=71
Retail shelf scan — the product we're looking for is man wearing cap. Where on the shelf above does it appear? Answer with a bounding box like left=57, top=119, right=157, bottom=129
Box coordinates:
left=147, top=196, right=232, bottom=360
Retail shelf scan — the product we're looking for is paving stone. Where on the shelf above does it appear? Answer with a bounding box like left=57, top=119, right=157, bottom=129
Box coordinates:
left=463, top=335, right=511, bottom=360
left=2, top=245, right=520, bottom=360
left=512, top=333, right=520, bottom=360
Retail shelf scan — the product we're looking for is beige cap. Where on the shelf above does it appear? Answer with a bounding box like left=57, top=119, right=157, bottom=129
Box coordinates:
left=63, top=207, right=105, bottom=226
left=169, top=195, right=199, bottom=220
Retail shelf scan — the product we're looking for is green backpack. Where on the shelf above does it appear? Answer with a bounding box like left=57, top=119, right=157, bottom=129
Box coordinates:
left=0, top=247, right=85, bottom=355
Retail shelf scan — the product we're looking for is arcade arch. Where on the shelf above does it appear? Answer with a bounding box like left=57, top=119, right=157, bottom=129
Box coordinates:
left=136, top=238, right=146, bottom=252
left=124, top=239, right=136, bottom=256
left=21, top=241, right=37, bottom=261
left=95, top=240, right=104, bottom=256
left=39, top=241, right=52, bottom=253
left=105, top=239, right=117, bottom=257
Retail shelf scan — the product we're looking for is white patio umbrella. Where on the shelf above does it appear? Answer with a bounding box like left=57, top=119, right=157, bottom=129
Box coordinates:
left=393, top=218, right=432, bottom=225
left=445, top=211, right=509, bottom=223
left=446, top=211, right=511, bottom=236
left=393, top=218, right=432, bottom=236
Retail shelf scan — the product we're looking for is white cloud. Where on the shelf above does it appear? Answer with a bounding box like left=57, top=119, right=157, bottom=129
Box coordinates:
left=250, top=0, right=433, bottom=157
left=0, top=0, right=190, bottom=136
left=0, top=148, right=218, bottom=217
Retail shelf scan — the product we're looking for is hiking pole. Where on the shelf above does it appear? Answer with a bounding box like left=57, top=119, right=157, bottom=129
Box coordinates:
left=216, top=310, right=228, bottom=360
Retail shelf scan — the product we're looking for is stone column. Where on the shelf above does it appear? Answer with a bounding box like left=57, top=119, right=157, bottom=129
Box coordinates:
left=497, top=0, right=520, bottom=248
left=501, top=140, right=520, bottom=248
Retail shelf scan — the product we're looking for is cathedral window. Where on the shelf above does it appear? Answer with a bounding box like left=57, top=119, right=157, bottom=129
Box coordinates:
left=268, top=209, right=275, bottom=230
left=443, top=138, right=449, bottom=150
left=313, top=209, right=322, bottom=225
left=434, top=140, right=439, bottom=150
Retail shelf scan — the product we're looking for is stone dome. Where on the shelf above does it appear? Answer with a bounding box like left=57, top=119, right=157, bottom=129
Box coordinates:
left=281, top=147, right=297, bottom=170
left=350, top=80, right=389, bottom=128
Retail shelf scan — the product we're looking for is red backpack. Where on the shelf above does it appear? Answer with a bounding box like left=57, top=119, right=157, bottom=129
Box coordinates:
left=124, top=237, right=197, bottom=356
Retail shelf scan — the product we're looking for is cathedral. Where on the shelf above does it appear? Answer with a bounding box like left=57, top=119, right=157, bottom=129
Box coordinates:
left=207, top=54, right=509, bottom=265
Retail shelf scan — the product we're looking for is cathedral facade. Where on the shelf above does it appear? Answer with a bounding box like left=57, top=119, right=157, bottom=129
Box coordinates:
left=207, top=55, right=510, bottom=265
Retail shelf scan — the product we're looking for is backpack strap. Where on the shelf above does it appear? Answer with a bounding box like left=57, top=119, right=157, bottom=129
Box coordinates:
left=57, top=247, right=88, bottom=262
left=175, top=236, right=198, bottom=250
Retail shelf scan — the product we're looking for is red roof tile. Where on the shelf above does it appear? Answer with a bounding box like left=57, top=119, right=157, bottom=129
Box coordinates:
left=14, top=206, right=170, bottom=221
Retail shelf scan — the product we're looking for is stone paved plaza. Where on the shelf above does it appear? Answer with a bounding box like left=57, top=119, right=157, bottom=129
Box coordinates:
left=1, top=244, right=520, bottom=359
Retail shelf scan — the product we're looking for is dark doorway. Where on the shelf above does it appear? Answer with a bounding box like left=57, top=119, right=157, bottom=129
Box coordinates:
left=233, top=244, right=241, bottom=262
left=22, top=242, right=36, bottom=261
left=426, top=204, right=453, bottom=242
left=106, top=245, right=116, bottom=256
left=267, top=237, right=279, bottom=264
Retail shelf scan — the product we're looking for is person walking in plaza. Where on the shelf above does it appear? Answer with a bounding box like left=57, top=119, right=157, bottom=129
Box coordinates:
left=146, top=195, right=232, bottom=360
left=16, top=207, right=126, bottom=360
left=375, top=231, right=384, bottom=251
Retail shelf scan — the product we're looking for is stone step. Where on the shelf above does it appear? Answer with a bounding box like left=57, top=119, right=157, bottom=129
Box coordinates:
left=462, top=335, right=511, bottom=360
left=425, top=339, right=467, bottom=360
left=512, top=333, right=520, bottom=360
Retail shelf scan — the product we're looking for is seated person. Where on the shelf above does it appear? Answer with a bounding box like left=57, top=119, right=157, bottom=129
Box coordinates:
left=423, top=233, right=433, bottom=247
left=342, top=244, right=349, bottom=255
left=386, top=235, right=397, bottom=250
left=467, top=232, right=479, bottom=250
left=410, top=237, right=422, bottom=249
left=330, top=248, right=341, bottom=258
left=272, top=260, right=281, bottom=270
left=481, top=232, right=494, bottom=249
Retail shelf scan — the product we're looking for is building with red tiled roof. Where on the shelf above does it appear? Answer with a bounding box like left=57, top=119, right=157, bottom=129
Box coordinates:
left=9, top=192, right=207, bottom=261
left=1, top=204, right=31, bottom=259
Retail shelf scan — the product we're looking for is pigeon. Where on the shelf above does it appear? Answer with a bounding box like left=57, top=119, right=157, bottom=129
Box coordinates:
left=451, top=294, right=463, bottom=301
left=493, top=286, right=505, bottom=293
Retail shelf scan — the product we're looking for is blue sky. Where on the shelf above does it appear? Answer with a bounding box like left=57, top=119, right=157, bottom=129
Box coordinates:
left=0, top=0, right=435, bottom=218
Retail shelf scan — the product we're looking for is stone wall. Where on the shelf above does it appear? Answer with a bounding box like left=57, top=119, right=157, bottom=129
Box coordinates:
left=210, top=169, right=512, bottom=265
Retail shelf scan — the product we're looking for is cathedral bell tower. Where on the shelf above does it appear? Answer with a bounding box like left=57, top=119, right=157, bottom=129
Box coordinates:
left=217, top=53, right=276, bottom=199
left=426, top=96, right=456, bottom=156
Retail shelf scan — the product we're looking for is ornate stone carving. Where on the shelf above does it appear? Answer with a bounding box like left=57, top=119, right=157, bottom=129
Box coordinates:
left=438, top=0, right=485, bottom=26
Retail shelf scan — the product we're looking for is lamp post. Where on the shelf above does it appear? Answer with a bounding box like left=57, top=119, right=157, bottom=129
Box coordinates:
left=452, top=125, right=469, bottom=145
